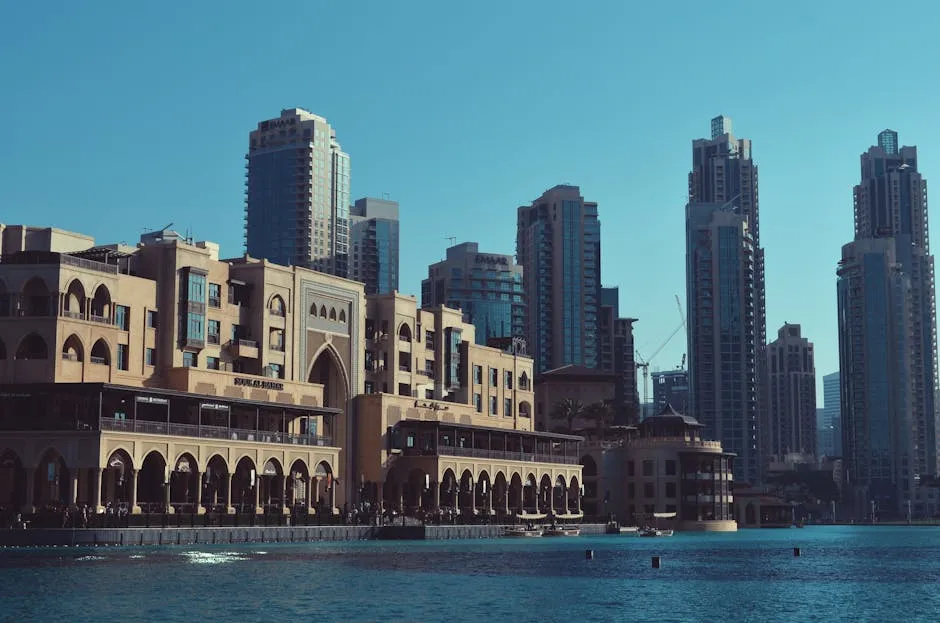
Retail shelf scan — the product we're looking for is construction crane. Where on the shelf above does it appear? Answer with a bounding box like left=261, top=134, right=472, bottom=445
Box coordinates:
left=675, top=294, right=687, bottom=370
left=635, top=320, right=684, bottom=407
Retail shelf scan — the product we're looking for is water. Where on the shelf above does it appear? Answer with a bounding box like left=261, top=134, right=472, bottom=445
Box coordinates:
left=1, top=526, right=939, bottom=622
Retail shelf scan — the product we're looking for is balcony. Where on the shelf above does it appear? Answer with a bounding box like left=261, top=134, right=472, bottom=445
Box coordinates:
left=99, top=417, right=332, bottom=447
left=227, top=339, right=259, bottom=359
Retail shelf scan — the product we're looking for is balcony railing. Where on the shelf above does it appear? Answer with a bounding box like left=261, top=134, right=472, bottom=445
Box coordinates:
left=436, top=445, right=579, bottom=465
left=237, top=339, right=258, bottom=348
left=99, top=417, right=333, bottom=447
left=90, top=314, right=111, bottom=324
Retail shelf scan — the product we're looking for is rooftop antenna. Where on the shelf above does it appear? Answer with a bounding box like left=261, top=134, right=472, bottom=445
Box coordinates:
left=443, top=236, right=456, bottom=261
left=382, top=192, right=391, bottom=200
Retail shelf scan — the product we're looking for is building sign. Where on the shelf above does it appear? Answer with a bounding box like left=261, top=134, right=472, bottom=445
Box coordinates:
left=234, top=377, right=284, bottom=391
left=136, top=396, right=168, bottom=405
left=474, top=254, right=509, bottom=266
left=259, top=117, right=297, bottom=131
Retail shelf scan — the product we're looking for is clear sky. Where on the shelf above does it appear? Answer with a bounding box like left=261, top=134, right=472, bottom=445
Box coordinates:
left=3, top=0, right=939, bottom=403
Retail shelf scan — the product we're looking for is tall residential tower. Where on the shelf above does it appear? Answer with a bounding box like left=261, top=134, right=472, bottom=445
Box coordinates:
left=421, top=242, right=525, bottom=345
left=349, top=197, right=399, bottom=295
left=245, top=108, right=350, bottom=277
left=686, top=116, right=764, bottom=485
left=516, top=185, right=601, bottom=374
left=765, top=323, right=817, bottom=460
left=838, top=130, right=939, bottom=518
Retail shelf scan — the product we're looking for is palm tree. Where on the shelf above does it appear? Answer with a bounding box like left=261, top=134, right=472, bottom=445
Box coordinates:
left=550, top=398, right=584, bottom=433
left=583, top=400, right=615, bottom=433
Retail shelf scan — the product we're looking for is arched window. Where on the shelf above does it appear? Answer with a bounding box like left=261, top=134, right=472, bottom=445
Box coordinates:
left=63, top=279, right=86, bottom=318
left=319, top=305, right=327, bottom=318
left=15, top=333, right=48, bottom=360
left=21, top=278, right=51, bottom=317
left=90, top=285, right=112, bottom=322
left=90, top=339, right=110, bottom=365
left=338, top=309, right=346, bottom=323
left=269, top=295, right=285, bottom=317
left=62, top=334, right=84, bottom=362
left=398, top=323, right=412, bottom=343
left=329, top=307, right=337, bottom=321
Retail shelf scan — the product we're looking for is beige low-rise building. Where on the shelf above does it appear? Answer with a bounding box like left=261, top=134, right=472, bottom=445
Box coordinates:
left=0, top=225, right=364, bottom=517
left=590, top=404, right=737, bottom=531
left=356, top=294, right=582, bottom=520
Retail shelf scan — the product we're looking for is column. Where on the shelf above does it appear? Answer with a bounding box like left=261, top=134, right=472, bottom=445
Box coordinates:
left=22, top=468, right=36, bottom=514
left=129, top=469, right=140, bottom=514
left=195, top=473, right=205, bottom=515
left=561, top=486, right=569, bottom=515
left=226, top=473, right=236, bottom=514
left=69, top=471, right=79, bottom=506
left=432, top=481, right=440, bottom=511
left=282, top=476, right=291, bottom=516
left=253, top=479, right=261, bottom=514
left=469, top=479, right=475, bottom=515
left=517, top=486, right=524, bottom=514
left=164, top=476, right=173, bottom=514
left=315, top=477, right=322, bottom=513
left=90, top=468, right=102, bottom=513
left=504, top=486, right=510, bottom=515
left=485, top=487, right=493, bottom=518
left=304, top=476, right=313, bottom=512
left=329, top=480, right=336, bottom=512
left=548, top=485, right=554, bottom=515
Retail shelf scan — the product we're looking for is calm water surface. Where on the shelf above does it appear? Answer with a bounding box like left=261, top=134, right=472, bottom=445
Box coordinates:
left=1, top=526, right=938, bottom=622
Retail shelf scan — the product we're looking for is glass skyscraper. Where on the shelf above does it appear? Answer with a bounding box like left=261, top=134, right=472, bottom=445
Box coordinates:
left=686, top=116, right=764, bottom=486
left=421, top=242, right=524, bottom=345
left=838, top=130, right=939, bottom=518
left=516, top=185, right=601, bottom=374
left=245, top=108, right=350, bottom=277
left=349, top=197, right=399, bottom=295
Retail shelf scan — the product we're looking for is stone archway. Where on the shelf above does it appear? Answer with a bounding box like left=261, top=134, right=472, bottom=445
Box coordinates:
left=313, top=460, right=335, bottom=514
left=0, top=449, right=26, bottom=511
left=538, top=474, right=553, bottom=514
left=553, top=475, right=568, bottom=515
left=102, top=449, right=134, bottom=509
left=259, top=457, right=284, bottom=511
left=287, top=459, right=310, bottom=509
left=34, top=448, right=69, bottom=508
left=406, top=467, right=430, bottom=513
left=170, top=453, right=199, bottom=512
left=308, top=345, right=349, bottom=410
left=459, top=469, right=474, bottom=515
left=439, top=468, right=458, bottom=514
left=232, top=456, right=257, bottom=512
left=204, top=455, right=230, bottom=512
left=138, top=451, right=167, bottom=513
left=568, top=476, right=581, bottom=515
left=476, top=470, right=493, bottom=519
left=493, top=471, right=509, bottom=519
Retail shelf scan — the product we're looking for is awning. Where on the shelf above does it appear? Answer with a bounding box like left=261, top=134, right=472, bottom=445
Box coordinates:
left=553, top=512, right=584, bottom=520
left=653, top=512, right=677, bottom=519
left=516, top=513, right=547, bottom=520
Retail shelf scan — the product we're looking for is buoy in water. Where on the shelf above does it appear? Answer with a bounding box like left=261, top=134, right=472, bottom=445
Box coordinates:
left=652, top=555, right=662, bottom=568
left=585, top=549, right=594, bottom=560
left=793, top=547, right=802, bottom=557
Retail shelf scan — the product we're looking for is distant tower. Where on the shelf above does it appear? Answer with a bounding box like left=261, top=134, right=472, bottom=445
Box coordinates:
left=686, top=116, right=764, bottom=486
left=245, top=108, right=350, bottom=276
left=349, top=197, right=399, bottom=295
left=516, top=185, right=601, bottom=374
left=765, top=323, right=817, bottom=460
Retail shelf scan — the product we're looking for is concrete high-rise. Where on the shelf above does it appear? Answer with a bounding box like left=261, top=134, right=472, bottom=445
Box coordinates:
left=245, top=108, right=350, bottom=277
left=686, top=116, right=764, bottom=485
left=598, top=287, right=638, bottom=423
left=421, top=242, right=524, bottom=345
left=349, top=197, right=399, bottom=295
left=838, top=130, right=939, bottom=518
left=765, top=323, right=817, bottom=460
left=516, top=185, right=601, bottom=374
left=821, top=371, right=841, bottom=457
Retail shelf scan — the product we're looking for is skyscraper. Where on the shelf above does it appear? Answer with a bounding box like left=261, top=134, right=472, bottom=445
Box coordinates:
left=245, top=108, right=350, bottom=277
left=421, top=242, right=524, bottom=345
left=822, top=371, right=841, bottom=457
left=765, top=323, right=817, bottom=460
left=686, top=116, right=764, bottom=485
left=838, top=130, right=939, bottom=517
left=516, top=185, right=601, bottom=374
left=349, top=197, right=399, bottom=295
left=652, top=369, right=690, bottom=415
left=598, top=287, right=638, bottom=423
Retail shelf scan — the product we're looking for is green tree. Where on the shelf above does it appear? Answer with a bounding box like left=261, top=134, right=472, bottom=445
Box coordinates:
left=550, top=398, right=584, bottom=433
left=583, top=400, right=615, bottom=433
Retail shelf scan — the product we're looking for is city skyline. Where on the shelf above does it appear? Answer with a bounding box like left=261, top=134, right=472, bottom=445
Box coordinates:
left=5, top=2, right=940, bottom=405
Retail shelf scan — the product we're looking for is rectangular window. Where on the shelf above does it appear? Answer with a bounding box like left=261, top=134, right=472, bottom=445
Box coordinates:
left=116, top=344, right=128, bottom=371
left=490, top=368, right=498, bottom=387
left=504, top=370, right=512, bottom=389
left=208, top=283, right=222, bottom=308
left=642, top=460, right=654, bottom=477
left=474, top=393, right=482, bottom=412
left=627, top=461, right=635, bottom=476
left=490, top=396, right=498, bottom=415
left=473, top=365, right=482, bottom=385
left=643, top=482, right=654, bottom=498
left=504, top=398, right=512, bottom=417
left=115, top=305, right=130, bottom=331
left=183, top=352, right=196, bottom=368
left=364, top=381, right=374, bottom=394
left=146, top=310, right=158, bottom=329
left=145, top=347, right=156, bottom=366
left=268, top=363, right=283, bottom=379
left=207, top=320, right=221, bottom=344
left=187, top=313, right=204, bottom=342
left=665, top=482, right=676, bottom=498
left=665, top=460, right=677, bottom=476
left=188, top=272, right=206, bottom=304
left=627, top=483, right=635, bottom=499
left=206, top=356, right=220, bottom=370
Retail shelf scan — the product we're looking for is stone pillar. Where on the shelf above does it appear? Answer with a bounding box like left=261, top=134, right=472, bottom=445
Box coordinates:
left=517, top=486, right=524, bottom=514
left=432, top=481, right=440, bottom=511
left=504, top=486, right=510, bottom=515
left=485, top=487, right=493, bottom=517
left=469, top=480, right=476, bottom=515
left=129, top=469, right=140, bottom=514
left=164, top=475, right=173, bottom=514
left=304, top=476, right=313, bottom=512
left=196, top=473, right=205, bottom=514
left=226, top=473, right=236, bottom=514
left=90, top=468, right=102, bottom=513
left=329, top=480, right=336, bottom=512
left=315, top=477, right=322, bottom=513
left=253, top=479, right=262, bottom=515
left=22, top=468, right=35, bottom=514
left=562, top=486, right=569, bottom=514
left=69, top=471, right=79, bottom=505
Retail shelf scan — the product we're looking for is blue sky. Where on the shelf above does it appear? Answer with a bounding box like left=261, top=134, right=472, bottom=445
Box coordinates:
left=3, top=0, right=939, bottom=403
